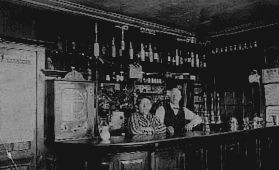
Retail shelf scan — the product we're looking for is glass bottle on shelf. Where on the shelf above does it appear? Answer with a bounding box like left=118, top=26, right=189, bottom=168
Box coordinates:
left=186, top=51, right=191, bottom=68
left=172, top=51, right=176, bottom=66
left=175, top=49, right=179, bottom=66
left=179, top=50, right=184, bottom=67
left=144, top=44, right=149, bottom=63
left=195, top=53, right=199, bottom=68
left=167, top=52, right=171, bottom=65
left=129, top=41, right=134, bottom=62
left=94, top=23, right=100, bottom=59
left=140, top=43, right=145, bottom=62
left=57, top=36, right=63, bottom=52
left=111, top=37, right=116, bottom=59
left=153, top=46, right=159, bottom=63
left=118, top=40, right=123, bottom=61
left=148, top=43, right=153, bottom=63
left=202, top=54, right=207, bottom=68
left=191, top=51, right=195, bottom=68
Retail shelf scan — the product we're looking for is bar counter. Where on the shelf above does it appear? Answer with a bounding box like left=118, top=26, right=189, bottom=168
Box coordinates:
left=54, top=126, right=279, bottom=170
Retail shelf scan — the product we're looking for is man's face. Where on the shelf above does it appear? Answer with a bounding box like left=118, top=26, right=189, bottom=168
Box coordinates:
left=170, top=89, right=182, bottom=105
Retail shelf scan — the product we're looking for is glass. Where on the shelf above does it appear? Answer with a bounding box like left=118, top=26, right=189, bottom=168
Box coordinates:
left=98, top=117, right=110, bottom=142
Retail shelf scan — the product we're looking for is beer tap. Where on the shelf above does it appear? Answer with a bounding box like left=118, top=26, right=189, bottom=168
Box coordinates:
left=210, top=93, right=215, bottom=124
left=203, top=92, right=210, bottom=132
left=216, top=92, right=222, bottom=124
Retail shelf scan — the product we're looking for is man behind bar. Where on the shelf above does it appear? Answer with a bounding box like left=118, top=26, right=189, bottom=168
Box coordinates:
left=156, top=88, right=202, bottom=135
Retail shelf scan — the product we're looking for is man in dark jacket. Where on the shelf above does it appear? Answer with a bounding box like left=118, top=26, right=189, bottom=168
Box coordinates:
left=155, top=88, right=202, bottom=135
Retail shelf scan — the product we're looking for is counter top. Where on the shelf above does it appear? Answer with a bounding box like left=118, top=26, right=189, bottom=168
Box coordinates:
left=55, top=126, right=279, bottom=148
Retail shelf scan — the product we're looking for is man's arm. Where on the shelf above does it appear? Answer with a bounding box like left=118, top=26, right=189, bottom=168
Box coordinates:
left=183, top=107, right=202, bottom=131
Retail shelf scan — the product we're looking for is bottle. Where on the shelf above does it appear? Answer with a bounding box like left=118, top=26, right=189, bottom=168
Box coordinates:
left=196, top=53, right=199, bottom=68
left=179, top=50, right=184, bottom=66
left=153, top=46, right=159, bottom=63
left=121, top=29, right=125, bottom=50
left=172, top=53, right=176, bottom=66
left=148, top=43, right=153, bottom=63
left=210, top=93, right=215, bottom=124
left=202, top=54, right=207, bottom=68
left=167, top=52, right=171, bottom=65
left=119, top=42, right=123, bottom=59
left=111, top=37, right=116, bottom=58
left=191, top=52, right=195, bottom=68
left=101, top=44, right=108, bottom=59
left=112, top=72, right=116, bottom=82
left=140, top=43, right=145, bottom=62
left=216, top=93, right=222, bottom=124
left=94, top=23, right=100, bottom=58
left=57, top=36, right=63, bottom=52
left=129, top=41, right=134, bottom=62
left=186, top=51, right=191, bottom=68
left=203, top=92, right=208, bottom=116
left=254, top=41, right=258, bottom=48
left=145, top=44, right=149, bottom=63
left=175, top=49, right=179, bottom=66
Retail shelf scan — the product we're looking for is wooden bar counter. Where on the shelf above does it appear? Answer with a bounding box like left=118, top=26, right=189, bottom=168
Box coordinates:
left=54, top=126, right=279, bottom=170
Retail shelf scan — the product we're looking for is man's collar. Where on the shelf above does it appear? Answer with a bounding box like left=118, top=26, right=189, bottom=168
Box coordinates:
left=170, top=103, right=180, bottom=110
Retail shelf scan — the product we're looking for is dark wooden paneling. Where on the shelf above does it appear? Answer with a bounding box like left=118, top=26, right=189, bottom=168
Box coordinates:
left=153, top=150, right=185, bottom=170
left=112, top=152, right=148, bottom=170
left=0, top=2, right=36, bottom=40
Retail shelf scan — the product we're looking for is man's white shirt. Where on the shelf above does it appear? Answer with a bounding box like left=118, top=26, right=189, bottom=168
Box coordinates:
left=155, top=103, right=202, bottom=126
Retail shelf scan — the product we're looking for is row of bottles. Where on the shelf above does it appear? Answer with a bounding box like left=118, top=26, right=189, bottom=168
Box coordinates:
left=46, top=38, right=207, bottom=81
left=165, top=72, right=199, bottom=81
left=46, top=22, right=208, bottom=84
left=165, top=50, right=207, bottom=68
left=104, top=70, right=126, bottom=83
left=211, top=40, right=258, bottom=54
left=141, top=77, right=164, bottom=84
left=109, top=37, right=208, bottom=69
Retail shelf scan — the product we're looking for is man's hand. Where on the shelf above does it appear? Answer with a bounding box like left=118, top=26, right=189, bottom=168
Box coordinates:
left=185, top=123, right=195, bottom=131
left=166, top=126, right=175, bottom=136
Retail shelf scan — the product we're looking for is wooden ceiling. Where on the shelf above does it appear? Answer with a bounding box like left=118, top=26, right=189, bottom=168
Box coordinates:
left=62, top=0, right=279, bottom=36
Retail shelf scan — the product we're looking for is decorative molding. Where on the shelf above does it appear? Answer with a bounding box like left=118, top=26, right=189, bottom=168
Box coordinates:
left=7, top=0, right=195, bottom=38
left=210, top=22, right=278, bottom=38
